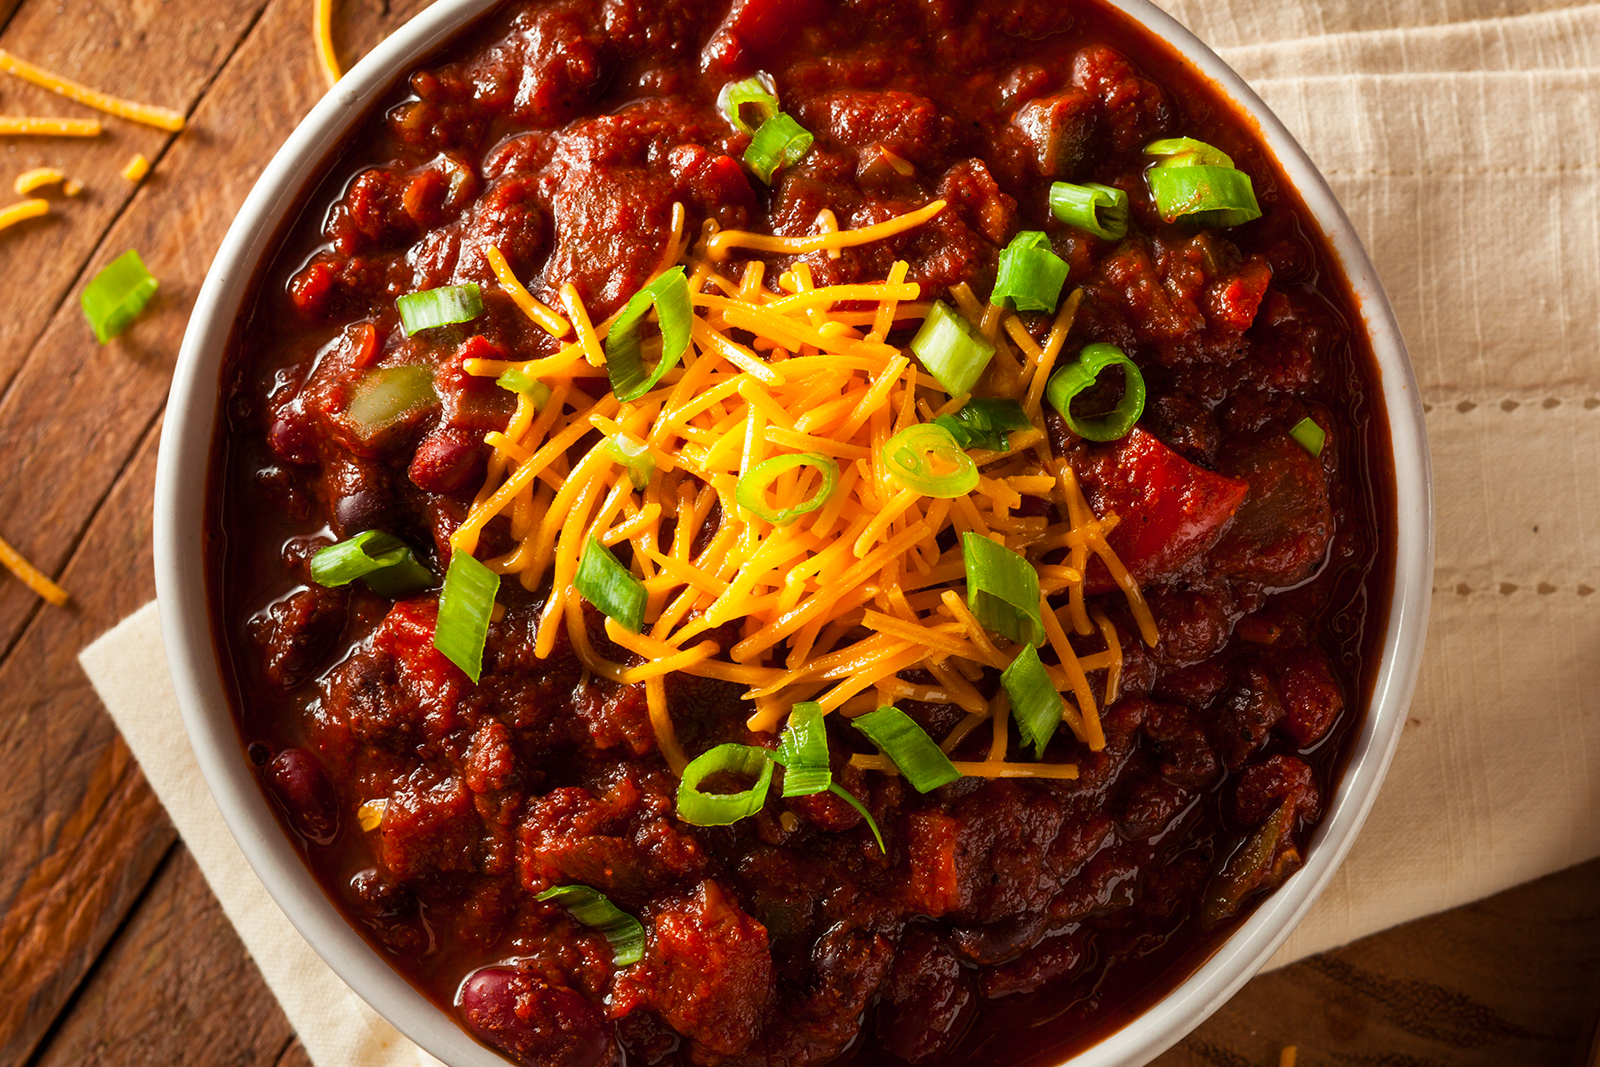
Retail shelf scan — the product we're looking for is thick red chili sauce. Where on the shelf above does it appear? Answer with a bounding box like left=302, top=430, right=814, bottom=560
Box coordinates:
left=206, top=0, right=1395, bottom=1064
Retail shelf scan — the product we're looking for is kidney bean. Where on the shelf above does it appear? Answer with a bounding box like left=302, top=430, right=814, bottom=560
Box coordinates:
left=458, top=967, right=612, bottom=1067
left=408, top=427, right=488, bottom=494
left=876, top=926, right=974, bottom=1062
left=263, top=748, right=339, bottom=845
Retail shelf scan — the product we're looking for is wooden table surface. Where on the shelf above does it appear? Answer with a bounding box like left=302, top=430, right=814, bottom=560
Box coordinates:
left=0, top=1, right=1596, bottom=1065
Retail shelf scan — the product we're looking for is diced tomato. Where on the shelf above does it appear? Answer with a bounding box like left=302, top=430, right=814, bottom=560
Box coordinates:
left=703, top=0, right=831, bottom=72
left=1081, top=427, right=1249, bottom=593
left=374, top=600, right=471, bottom=695
left=901, top=811, right=965, bottom=917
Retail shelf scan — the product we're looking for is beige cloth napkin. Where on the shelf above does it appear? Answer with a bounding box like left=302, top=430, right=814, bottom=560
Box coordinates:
left=80, top=601, right=445, bottom=1067
left=78, top=0, right=1600, bottom=1059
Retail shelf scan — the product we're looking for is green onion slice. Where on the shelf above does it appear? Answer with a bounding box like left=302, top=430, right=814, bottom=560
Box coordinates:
left=536, top=885, right=646, bottom=967
left=361, top=555, right=436, bottom=599
left=932, top=397, right=1033, bottom=452
left=885, top=424, right=979, bottom=499
left=825, top=783, right=886, bottom=852
left=433, top=549, right=500, bottom=683
left=718, top=72, right=780, bottom=135
left=768, top=706, right=886, bottom=851
left=496, top=368, right=552, bottom=409
left=602, top=432, right=656, bottom=491
left=81, top=249, right=159, bottom=345
left=346, top=365, right=439, bottom=439
left=575, top=536, right=646, bottom=633
left=775, top=702, right=831, bottom=797
left=1049, top=181, right=1130, bottom=241
left=1146, top=164, right=1262, bottom=228
left=396, top=283, right=483, bottom=336
left=745, top=112, right=813, bottom=184
left=1002, top=643, right=1064, bottom=758
left=851, top=706, right=961, bottom=793
left=606, top=267, right=692, bottom=402
left=1145, top=137, right=1235, bottom=168
left=1045, top=342, right=1147, bottom=443
left=1290, top=416, right=1326, bottom=457
left=310, top=530, right=434, bottom=597
left=735, top=452, right=838, bottom=525
left=962, top=532, right=1044, bottom=647
left=991, top=231, right=1069, bottom=313
left=909, top=301, right=996, bottom=397
left=676, top=743, right=776, bottom=826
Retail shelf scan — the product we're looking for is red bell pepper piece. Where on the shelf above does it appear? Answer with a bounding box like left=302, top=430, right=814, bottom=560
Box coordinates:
left=1082, top=428, right=1248, bottom=593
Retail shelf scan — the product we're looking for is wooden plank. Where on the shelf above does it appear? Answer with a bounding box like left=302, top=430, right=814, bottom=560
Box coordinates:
left=0, top=0, right=273, bottom=657
left=0, top=0, right=434, bottom=1062
left=28, top=845, right=294, bottom=1067
left=0, top=0, right=444, bottom=668
left=276, top=1037, right=315, bottom=1067
left=1156, top=856, right=1600, bottom=1067
left=0, top=419, right=174, bottom=1067
left=0, top=0, right=271, bottom=392
left=0, top=0, right=441, bottom=672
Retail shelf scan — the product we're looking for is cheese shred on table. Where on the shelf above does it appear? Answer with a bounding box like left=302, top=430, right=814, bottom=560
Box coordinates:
left=453, top=203, right=1157, bottom=774
left=314, top=0, right=342, bottom=85
left=13, top=167, right=65, bottom=194
left=0, top=49, right=184, bottom=132
left=121, top=153, right=150, bottom=182
left=0, top=116, right=100, bottom=136
left=0, top=533, right=68, bottom=606
left=0, top=198, right=49, bottom=234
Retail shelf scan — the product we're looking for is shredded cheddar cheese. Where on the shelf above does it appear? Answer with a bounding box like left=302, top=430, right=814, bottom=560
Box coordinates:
left=0, top=198, right=49, bottom=234
left=851, top=753, right=1079, bottom=780
left=706, top=199, right=947, bottom=261
left=313, top=0, right=342, bottom=85
left=0, top=49, right=184, bottom=131
left=13, top=167, right=65, bottom=194
left=0, top=116, right=100, bottom=136
left=0, top=532, right=68, bottom=605
left=120, top=153, right=149, bottom=182
left=356, top=799, right=386, bottom=831
left=485, top=244, right=570, bottom=337
left=454, top=202, right=1155, bottom=774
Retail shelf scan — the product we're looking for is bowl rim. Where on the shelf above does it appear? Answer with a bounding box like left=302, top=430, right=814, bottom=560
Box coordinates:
left=152, top=1, right=1433, bottom=1064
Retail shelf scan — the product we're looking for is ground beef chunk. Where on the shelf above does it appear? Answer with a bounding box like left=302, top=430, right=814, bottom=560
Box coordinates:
left=380, top=771, right=482, bottom=879
left=618, top=880, right=775, bottom=1058
left=797, top=90, right=956, bottom=169
left=876, top=926, right=974, bottom=1062
left=1211, top=432, right=1334, bottom=588
left=1140, top=698, right=1221, bottom=791
left=518, top=767, right=706, bottom=898
left=249, top=585, right=348, bottom=688
left=1235, top=754, right=1321, bottom=826
left=1266, top=646, right=1345, bottom=747
left=1210, top=663, right=1287, bottom=771
left=1069, top=44, right=1170, bottom=153
left=979, top=929, right=1090, bottom=999
left=1011, top=88, right=1102, bottom=179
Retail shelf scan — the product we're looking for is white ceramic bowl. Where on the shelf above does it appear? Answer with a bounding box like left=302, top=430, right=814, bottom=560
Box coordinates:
left=154, top=2, right=1433, bottom=1064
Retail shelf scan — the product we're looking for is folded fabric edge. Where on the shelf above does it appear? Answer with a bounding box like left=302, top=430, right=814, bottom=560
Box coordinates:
left=77, top=601, right=445, bottom=1067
